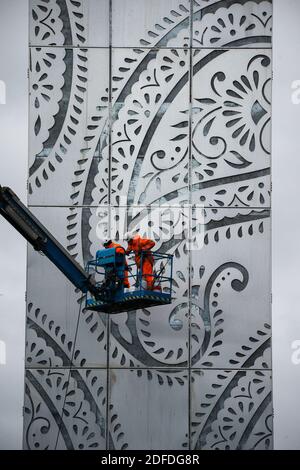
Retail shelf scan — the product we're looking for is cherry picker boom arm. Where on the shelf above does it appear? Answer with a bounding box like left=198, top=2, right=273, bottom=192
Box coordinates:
left=0, top=185, right=174, bottom=314
left=0, top=186, right=99, bottom=297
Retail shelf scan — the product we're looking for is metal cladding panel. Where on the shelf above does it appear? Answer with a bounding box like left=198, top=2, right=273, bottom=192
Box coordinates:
left=26, top=207, right=108, bottom=368
left=190, top=208, right=271, bottom=369
left=191, top=48, right=271, bottom=208
left=28, top=47, right=110, bottom=206
left=108, top=368, right=189, bottom=450
left=29, top=0, right=110, bottom=47
left=111, top=0, right=191, bottom=48
left=191, top=369, right=273, bottom=450
left=24, top=368, right=107, bottom=450
left=25, top=0, right=273, bottom=450
left=192, top=0, right=272, bottom=48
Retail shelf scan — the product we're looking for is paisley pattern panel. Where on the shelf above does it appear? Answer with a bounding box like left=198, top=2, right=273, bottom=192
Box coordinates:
left=24, top=368, right=106, bottom=450
left=108, top=47, right=271, bottom=208
left=192, top=0, right=272, bottom=48
left=192, top=49, right=271, bottom=208
left=191, top=368, right=272, bottom=450
left=191, top=208, right=271, bottom=369
left=26, top=207, right=108, bottom=368
left=29, top=0, right=110, bottom=47
left=108, top=369, right=189, bottom=450
left=28, top=47, right=110, bottom=206
left=25, top=0, right=273, bottom=450
left=112, top=0, right=191, bottom=48
left=110, top=48, right=190, bottom=207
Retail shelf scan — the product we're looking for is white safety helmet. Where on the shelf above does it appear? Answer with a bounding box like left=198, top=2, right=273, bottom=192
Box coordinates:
left=124, top=230, right=136, bottom=242
left=99, top=237, right=111, bottom=247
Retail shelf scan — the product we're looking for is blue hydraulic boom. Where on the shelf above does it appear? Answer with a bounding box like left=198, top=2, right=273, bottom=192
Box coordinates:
left=0, top=186, right=173, bottom=314
left=0, top=186, right=99, bottom=297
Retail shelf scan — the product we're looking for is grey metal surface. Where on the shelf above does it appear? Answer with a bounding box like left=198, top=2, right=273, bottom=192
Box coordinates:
left=25, top=0, right=273, bottom=450
left=23, top=368, right=107, bottom=450
left=191, top=208, right=271, bottom=369
left=110, top=47, right=190, bottom=207
left=112, top=0, right=190, bottom=48
left=28, top=47, right=110, bottom=206
left=108, top=368, right=189, bottom=450
left=191, top=369, right=273, bottom=449
left=192, top=0, right=272, bottom=48
left=26, top=207, right=108, bottom=368
left=29, top=0, right=110, bottom=47
left=192, top=48, right=271, bottom=208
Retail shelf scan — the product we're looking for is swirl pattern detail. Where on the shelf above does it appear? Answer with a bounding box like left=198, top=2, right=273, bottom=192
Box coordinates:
left=25, top=0, right=273, bottom=450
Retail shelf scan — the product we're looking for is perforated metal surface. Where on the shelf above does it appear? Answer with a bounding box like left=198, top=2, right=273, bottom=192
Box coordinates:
left=25, top=0, right=273, bottom=450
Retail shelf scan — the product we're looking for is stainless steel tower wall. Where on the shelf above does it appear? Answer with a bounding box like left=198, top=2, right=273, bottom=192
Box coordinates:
left=24, top=0, right=273, bottom=450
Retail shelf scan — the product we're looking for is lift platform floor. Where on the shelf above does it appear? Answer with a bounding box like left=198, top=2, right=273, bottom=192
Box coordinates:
left=85, top=290, right=171, bottom=314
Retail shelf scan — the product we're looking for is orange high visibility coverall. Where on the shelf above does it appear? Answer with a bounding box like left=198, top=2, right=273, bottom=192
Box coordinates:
left=106, top=241, right=130, bottom=288
left=126, top=235, right=155, bottom=289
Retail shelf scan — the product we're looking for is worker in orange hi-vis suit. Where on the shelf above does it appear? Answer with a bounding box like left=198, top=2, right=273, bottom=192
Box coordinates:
left=101, top=238, right=130, bottom=288
left=124, top=232, right=155, bottom=290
